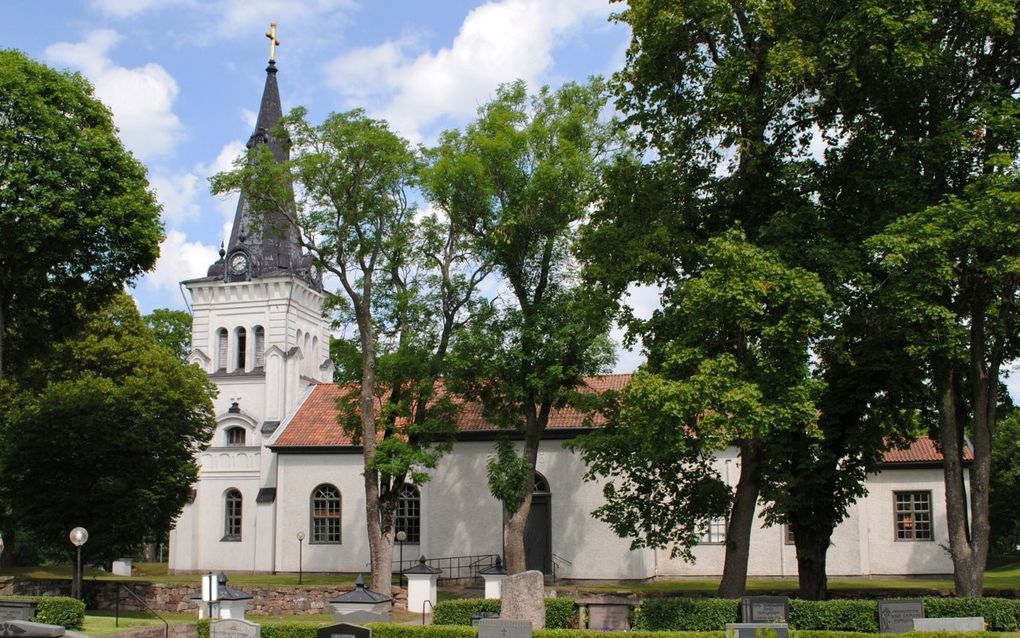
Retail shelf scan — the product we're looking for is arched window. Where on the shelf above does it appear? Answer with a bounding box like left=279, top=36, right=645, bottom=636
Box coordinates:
left=534, top=473, right=549, bottom=494
left=225, top=426, right=246, bottom=447
left=216, top=329, right=228, bottom=370
left=396, top=483, right=421, bottom=543
left=236, top=328, right=247, bottom=371
left=254, top=326, right=265, bottom=369
left=223, top=489, right=242, bottom=541
left=311, top=484, right=341, bottom=543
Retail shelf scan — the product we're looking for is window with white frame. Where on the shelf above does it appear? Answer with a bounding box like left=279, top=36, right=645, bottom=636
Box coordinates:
left=700, top=517, right=727, bottom=544
left=396, top=483, right=421, bottom=543
left=223, top=489, right=242, bottom=541
left=311, top=484, right=341, bottom=543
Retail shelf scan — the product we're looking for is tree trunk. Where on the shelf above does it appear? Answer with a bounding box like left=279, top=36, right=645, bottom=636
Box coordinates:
left=504, top=411, right=543, bottom=574
left=719, top=438, right=761, bottom=597
left=794, top=532, right=829, bottom=600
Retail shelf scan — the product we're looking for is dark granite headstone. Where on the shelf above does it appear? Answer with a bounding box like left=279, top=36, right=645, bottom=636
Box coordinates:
left=878, top=599, right=925, bottom=633
left=726, top=623, right=790, bottom=638
left=0, top=601, right=38, bottom=622
left=740, top=597, right=790, bottom=624
left=0, top=620, right=65, bottom=638
left=210, top=619, right=260, bottom=638
left=316, top=623, right=372, bottom=638
left=477, top=618, right=533, bottom=638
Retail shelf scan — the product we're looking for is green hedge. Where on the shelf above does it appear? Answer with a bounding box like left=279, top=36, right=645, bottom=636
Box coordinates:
left=634, top=598, right=739, bottom=631
left=431, top=598, right=577, bottom=629
left=789, top=600, right=878, bottom=633
left=923, top=597, right=1020, bottom=631
left=633, top=597, right=1020, bottom=633
left=32, top=596, right=86, bottom=630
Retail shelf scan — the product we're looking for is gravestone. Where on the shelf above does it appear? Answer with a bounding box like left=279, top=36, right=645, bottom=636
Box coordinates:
left=500, top=570, right=545, bottom=630
left=913, top=617, right=985, bottom=632
left=0, top=601, right=38, bottom=622
left=210, top=618, right=261, bottom=638
left=726, top=623, right=790, bottom=638
left=477, top=618, right=532, bottom=638
left=0, top=620, right=65, bottom=638
left=740, top=597, right=790, bottom=624
left=316, top=623, right=372, bottom=638
left=878, top=599, right=924, bottom=633
left=577, top=596, right=638, bottom=631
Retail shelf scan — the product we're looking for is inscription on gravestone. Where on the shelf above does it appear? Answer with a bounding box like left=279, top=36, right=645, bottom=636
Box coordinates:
left=477, top=618, right=533, bottom=638
left=210, top=618, right=261, bottom=638
left=878, top=599, right=924, bottom=633
left=740, top=597, right=790, bottom=623
left=317, top=623, right=372, bottom=638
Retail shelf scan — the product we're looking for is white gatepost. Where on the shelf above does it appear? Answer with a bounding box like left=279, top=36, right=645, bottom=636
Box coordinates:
left=479, top=557, right=507, bottom=599
left=403, top=556, right=441, bottom=614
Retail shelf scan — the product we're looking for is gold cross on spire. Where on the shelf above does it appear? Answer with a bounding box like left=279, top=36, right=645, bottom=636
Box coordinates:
left=266, top=22, right=280, bottom=62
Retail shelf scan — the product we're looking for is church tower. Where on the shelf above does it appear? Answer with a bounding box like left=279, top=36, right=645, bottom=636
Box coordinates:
left=168, top=29, right=332, bottom=573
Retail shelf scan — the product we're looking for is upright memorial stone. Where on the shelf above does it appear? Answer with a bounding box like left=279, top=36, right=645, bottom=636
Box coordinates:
left=500, top=570, right=545, bottom=630
left=878, top=600, right=925, bottom=633
left=210, top=618, right=261, bottom=638
left=477, top=619, right=532, bottom=638
left=740, top=596, right=790, bottom=623
left=316, top=623, right=372, bottom=638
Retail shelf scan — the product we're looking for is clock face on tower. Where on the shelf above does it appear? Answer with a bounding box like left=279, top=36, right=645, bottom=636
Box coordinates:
left=229, top=251, right=249, bottom=277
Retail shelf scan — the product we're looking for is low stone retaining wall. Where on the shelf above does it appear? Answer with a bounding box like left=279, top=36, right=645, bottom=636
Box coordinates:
left=3, top=580, right=406, bottom=616
left=108, top=623, right=197, bottom=638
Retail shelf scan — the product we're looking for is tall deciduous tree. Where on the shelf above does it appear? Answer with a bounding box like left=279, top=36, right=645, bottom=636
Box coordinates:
left=213, top=108, right=489, bottom=594
left=870, top=170, right=1020, bottom=597
left=0, top=295, right=215, bottom=562
left=145, top=309, right=193, bottom=362
left=572, top=230, right=829, bottom=585
left=0, top=50, right=162, bottom=380
left=434, top=79, right=619, bottom=574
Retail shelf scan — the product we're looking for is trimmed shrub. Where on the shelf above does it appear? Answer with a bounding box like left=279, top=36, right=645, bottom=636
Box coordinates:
left=633, top=598, right=740, bottom=631
left=789, top=599, right=878, bottom=632
left=32, top=596, right=86, bottom=630
left=431, top=598, right=576, bottom=629
left=373, top=625, right=477, bottom=638
left=923, top=597, right=1020, bottom=632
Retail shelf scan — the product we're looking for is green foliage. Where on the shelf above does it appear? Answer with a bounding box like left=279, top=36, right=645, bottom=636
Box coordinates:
left=923, top=597, right=1020, bottom=632
left=32, top=596, right=85, bottom=629
left=0, top=49, right=162, bottom=380
left=990, top=410, right=1020, bottom=552
left=144, top=309, right=193, bottom=362
left=0, top=295, right=216, bottom=562
left=372, top=626, right=477, bottom=638
left=788, top=600, right=878, bottom=633
left=633, top=598, right=739, bottom=631
left=486, top=439, right=530, bottom=514
left=432, top=599, right=502, bottom=625
left=431, top=598, right=576, bottom=629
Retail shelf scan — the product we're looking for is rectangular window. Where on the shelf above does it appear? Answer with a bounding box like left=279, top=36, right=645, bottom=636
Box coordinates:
left=699, top=517, right=727, bottom=544
left=784, top=524, right=795, bottom=545
left=895, top=491, right=933, bottom=541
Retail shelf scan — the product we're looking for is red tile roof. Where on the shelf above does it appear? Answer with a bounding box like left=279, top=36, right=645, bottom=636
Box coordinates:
left=271, top=374, right=966, bottom=464
left=882, top=436, right=973, bottom=463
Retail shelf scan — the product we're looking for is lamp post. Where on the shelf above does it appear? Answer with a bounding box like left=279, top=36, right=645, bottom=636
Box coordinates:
left=69, top=527, right=89, bottom=601
left=296, top=531, right=305, bottom=585
left=395, top=530, right=407, bottom=590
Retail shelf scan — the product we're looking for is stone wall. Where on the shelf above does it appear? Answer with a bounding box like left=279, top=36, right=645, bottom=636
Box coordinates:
left=110, top=624, right=198, bottom=638
left=4, top=580, right=406, bottom=616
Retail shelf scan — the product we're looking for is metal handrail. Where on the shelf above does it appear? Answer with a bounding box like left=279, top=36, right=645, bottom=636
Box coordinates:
left=422, top=599, right=434, bottom=624
left=393, top=553, right=500, bottom=582
left=116, top=583, right=169, bottom=638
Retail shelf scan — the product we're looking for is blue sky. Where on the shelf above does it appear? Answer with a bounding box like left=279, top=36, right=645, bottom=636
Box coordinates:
left=7, top=1, right=646, bottom=367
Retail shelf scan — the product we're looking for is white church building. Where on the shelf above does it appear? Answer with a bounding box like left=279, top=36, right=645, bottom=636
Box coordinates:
left=168, top=56, right=963, bottom=581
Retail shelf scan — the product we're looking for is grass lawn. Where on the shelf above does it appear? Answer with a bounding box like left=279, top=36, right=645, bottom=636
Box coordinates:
left=83, top=611, right=194, bottom=637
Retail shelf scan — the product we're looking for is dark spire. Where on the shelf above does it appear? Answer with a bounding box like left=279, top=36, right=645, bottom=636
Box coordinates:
left=216, top=55, right=320, bottom=290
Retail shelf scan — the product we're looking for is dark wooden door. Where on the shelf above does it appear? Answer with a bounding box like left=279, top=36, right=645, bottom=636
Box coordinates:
left=524, top=473, right=552, bottom=574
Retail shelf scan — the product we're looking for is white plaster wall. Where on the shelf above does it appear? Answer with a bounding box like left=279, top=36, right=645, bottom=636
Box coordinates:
left=275, top=453, right=370, bottom=573
left=861, top=467, right=957, bottom=575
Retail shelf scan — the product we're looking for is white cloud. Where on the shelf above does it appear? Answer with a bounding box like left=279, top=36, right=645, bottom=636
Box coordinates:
left=150, top=172, right=201, bottom=225
left=241, top=108, right=258, bottom=130
left=44, top=29, right=185, bottom=160
left=145, top=230, right=220, bottom=292
left=324, top=0, right=613, bottom=141
left=212, top=0, right=355, bottom=40
left=197, top=140, right=247, bottom=219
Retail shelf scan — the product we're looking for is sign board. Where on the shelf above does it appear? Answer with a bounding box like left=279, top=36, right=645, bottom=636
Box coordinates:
left=878, top=599, right=924, bottom=633
left=202, top=574, right=219, bottom=603
left=316, top=623, right=372, bottom=638
left=477, top=618, right=533, bottom=638
left=740, top=597, right=790, bottom=624
left=210, top=619, right=260, bottom=638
